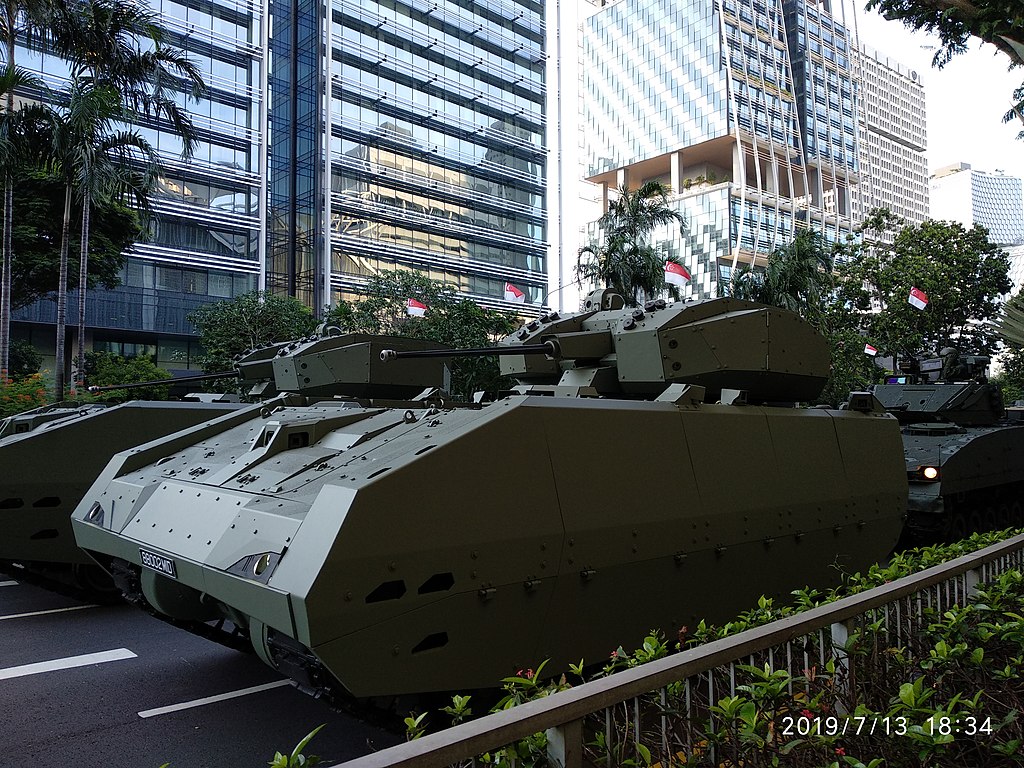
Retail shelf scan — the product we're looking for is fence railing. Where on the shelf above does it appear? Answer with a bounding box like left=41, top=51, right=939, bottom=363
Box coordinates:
left=338, top=532, right=1024, bottom=767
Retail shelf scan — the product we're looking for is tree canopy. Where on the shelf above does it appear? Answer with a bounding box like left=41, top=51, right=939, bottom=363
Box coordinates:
left=866, top=0, right=1024, bottom=68
left=577, top=181, right=688, bottom=306
left=864, top=0, right=1024, bottom=130
left=83, top=350, right=170, bottom=400
left=725, top=212, right=1010, bottom=405
left=324, top=270, right=519, bottom=399
left=9, top=171, right=141, bottom=309
left=187, top=290, right=318, bottom=377
left=728, top=228, right=836, bottom=326
left=835, top=210, right=1010, bottom=369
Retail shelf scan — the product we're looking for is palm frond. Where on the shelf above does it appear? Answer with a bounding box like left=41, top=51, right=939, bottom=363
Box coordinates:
left=993, top=303, right=1024, bottom=348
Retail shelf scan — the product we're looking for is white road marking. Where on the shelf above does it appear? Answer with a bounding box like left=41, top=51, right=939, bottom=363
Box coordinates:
left=0, top=580, right=18, bottom=586
left=0, top=648, right=137, bottom=680
left=138, top=680, right=293, bottom=718
left=0, top=604, right=97, bottom=621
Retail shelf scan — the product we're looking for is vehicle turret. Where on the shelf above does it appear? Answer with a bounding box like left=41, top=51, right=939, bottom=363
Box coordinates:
left=89, top=332, right=452, bottom=401
left=873, top=349, right=1002, bottom=427
left=385, top=288, right=831, bottom=403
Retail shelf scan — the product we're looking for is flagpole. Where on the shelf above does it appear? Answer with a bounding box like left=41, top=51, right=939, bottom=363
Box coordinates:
left=540, top=283, right=574, bottom=315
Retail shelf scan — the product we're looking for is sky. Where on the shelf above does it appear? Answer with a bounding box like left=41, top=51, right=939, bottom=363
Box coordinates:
left=854, top=8, right=1024, bottom=178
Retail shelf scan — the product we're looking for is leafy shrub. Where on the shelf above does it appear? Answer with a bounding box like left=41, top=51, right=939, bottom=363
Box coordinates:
left=0, top=373, right=49, bottom=416
left=82, top=351, right=172, bottom=401
left=10, top=339, right=42, bottom=379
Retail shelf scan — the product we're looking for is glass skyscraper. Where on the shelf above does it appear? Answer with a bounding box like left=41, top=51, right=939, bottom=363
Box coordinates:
left=323, top=0, right=548, bottom=308
left=12, top=0, right=547, bottom=375
left=581, top=0, right=860, bottom=298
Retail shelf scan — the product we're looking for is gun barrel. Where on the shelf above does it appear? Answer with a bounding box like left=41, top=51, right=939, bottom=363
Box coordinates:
left=86, top=370, right=236, bottom=393
left=380, top=343, right=554, bottom=362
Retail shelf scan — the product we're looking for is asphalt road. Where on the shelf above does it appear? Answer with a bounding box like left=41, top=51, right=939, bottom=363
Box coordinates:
left=0, top=572, right=403, bottom=768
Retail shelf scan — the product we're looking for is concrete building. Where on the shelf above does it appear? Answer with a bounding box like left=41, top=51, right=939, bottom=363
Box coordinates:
left=853, top=43, right=928, bottom=226
left=578, top=0, right=862, bottom=299
left=931, top=162, right=1024, bottom=293
left=13, top=0, right=548, bottom=375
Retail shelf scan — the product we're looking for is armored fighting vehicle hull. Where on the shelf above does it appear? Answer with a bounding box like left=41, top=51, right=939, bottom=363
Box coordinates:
left=71, top=296, right=908, bottom=699
left=900, top=423, right=1024, bottom=540
left=0, top=400, right=245, bottom=588
left=875, top=363, right=1024, bottom=543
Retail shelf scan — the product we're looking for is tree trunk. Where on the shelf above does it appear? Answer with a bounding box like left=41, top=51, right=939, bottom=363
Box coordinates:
left=55, top=186, right=72, bottom=399
left=0, top=173, right=10, bottom=381
left=1, top=25, right=16, bottom=381
left=74, top=186, right=90, bottom=392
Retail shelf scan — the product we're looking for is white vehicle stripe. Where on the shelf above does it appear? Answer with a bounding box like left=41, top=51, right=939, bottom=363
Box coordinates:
left=138, top=680, right=293, bottom=718
left=0, top=604, right=97, bottom=621
left=0, top=648, right=137, bottom=680
left=0, top=580, right=18, bottom=587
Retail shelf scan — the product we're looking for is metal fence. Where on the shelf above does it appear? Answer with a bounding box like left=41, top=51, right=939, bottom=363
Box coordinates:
left=338, top=533, right=1024, bottom=768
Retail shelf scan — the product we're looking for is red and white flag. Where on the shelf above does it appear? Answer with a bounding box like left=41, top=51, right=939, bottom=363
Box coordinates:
left=504, top=282, right=526, bottom=303
left=864, top=343, right=878, bottom=356
left=406, top=298, right=427, bottom=317
left=664, top=261, right=691, bottom=286
left=908, top=286, right=929, bottom=310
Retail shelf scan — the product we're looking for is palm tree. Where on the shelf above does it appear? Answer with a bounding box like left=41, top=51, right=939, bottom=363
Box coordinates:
left=51, top=0, right=204, bottom=144
left=46, top=0, right=204, bottom=390
left=48, top=79, right=157, bottom=397
left=576, top=181, right=687, bottom=306
left=0, top=67, right=35, bottom=381
left=729, top=228, right=835, bottom=326
left=0, top=0, right=55, bottom=379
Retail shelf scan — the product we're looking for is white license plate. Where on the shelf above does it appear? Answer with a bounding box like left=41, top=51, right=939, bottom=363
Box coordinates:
left=139, top=548, right=178, bottom=579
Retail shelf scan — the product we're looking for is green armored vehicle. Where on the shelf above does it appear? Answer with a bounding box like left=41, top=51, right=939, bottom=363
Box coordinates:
left=0, top=398, right=247, bottom=590
left=873, top=349, right=1024, bottom=543
left=0, top=333, right=445, bottom=592
left=72, top=291, right=907, bottom=698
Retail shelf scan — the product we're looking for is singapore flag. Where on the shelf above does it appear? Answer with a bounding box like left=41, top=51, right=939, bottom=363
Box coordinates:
left=908, top=287, right=929, bottom=310
left=864, top=343, right=878, bottom=356
left=504, top=282, right=526, bottom=303
left=664, top=261, right=691, bottom=286
left=406, top=298, right=427, bottom=317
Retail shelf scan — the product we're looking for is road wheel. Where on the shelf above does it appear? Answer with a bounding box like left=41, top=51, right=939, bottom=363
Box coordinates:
left=967, top=509, right=986, bottom=535
left=1012, top=501, right=1024, bottom=528
left=946, top=511, right=969, bottom=543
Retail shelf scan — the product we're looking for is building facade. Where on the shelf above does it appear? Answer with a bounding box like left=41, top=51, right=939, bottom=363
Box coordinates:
left=580, top=0, right=861, bottom=298
left=13, top=0, right=548, bottom=375
left=852, top=43, right=928, bottom=226
left=323, top=0, right=548, bottom=309
left=930, top=162, right=1024, bottom=293
left=14, top=0, right=266, bottom=372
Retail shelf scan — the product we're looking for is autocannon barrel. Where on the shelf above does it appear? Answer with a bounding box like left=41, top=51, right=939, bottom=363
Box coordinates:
left=86, top=370, right=236, bottom=393
left=380, top=342, right=555, bottom=361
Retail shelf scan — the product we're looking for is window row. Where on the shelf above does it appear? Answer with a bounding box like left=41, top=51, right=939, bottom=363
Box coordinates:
left=331, top=214, right=546, bottom=271
left=334, top=252, right=544, bottom=302
left=122, top=261, right=257, bottom=298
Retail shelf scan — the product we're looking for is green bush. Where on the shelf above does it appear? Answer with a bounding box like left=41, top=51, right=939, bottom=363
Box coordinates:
left=10, top=339, right=42, bottom=379
left=0, top=373, right=49, bottom=416
left=82, top=351, right=172, bottom=401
